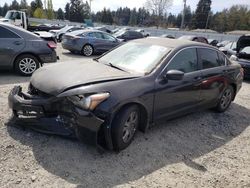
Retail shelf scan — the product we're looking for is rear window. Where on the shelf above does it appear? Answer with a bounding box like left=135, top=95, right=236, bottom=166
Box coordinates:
left=0, top=26, right=20, bottom=38
left=199, top=49, right=222, bottom=69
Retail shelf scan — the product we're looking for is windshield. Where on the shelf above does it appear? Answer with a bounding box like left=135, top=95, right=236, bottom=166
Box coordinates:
left=60, top=25, right=72, bottom=32
left=99, top=42, right=171, bottom=74
left=5, top=11, right=21, bottom=20
left=224, top=42, right=233, bottom=49
left=113, top=30, right=125, bottom=37
left=70, top=30, right=85, bottom=36
left=241, top=47, right=250, bottom=54
left=178, top=36, right=194, bottom=40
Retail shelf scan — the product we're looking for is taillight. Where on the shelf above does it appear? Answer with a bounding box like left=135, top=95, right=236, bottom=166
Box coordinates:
left=47, top=41, right=57, bottom=49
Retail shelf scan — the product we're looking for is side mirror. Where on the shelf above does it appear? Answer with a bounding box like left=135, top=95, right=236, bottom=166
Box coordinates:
left=230, top=55, right=238, bottom=61
left=165, top=70, right=184, bottom=81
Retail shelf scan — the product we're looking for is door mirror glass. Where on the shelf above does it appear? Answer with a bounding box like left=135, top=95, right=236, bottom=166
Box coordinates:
left=165, top=70, right=184, bottom=80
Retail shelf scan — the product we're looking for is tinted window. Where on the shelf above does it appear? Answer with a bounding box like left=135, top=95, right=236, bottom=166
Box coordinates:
left=241, top=46, right=250, bottom=54
left=88, top=32, right=103, bottom=39
left=0, top=26, right=20, bottom=38
left=167, top=48, right=198, bottom=73
left=102, top=33, right=116, bottom=41
left=217, top=52, right=226, bottom=66
left=200, top=49, right=221, bottom=69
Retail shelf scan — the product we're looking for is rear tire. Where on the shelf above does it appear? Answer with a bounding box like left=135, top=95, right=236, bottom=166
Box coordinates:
left=112, top=105, right=140, bottom=151
left=214, top=85, right=234, bottom=112
left=15, top=54, right=40, bottom=76
left=81, top=44, right=94, bottom=56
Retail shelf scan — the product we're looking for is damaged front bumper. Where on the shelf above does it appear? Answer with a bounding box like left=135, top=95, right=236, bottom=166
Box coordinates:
left=8, top=86, right=107, bottom=148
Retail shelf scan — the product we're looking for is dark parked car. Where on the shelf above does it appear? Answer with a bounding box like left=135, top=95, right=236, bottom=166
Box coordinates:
left=230, top=46, right=250, bottom=79
left=217, top=40, right=231, bottom=48
left=208, top=39, right=219, bottom=46
left=50, top=25, right=84, bottom=42
left=62, top=30, right=120, bottom=56
left=178, top=35, right=208, bottom=44
left=226, top=35, right=250, bottom=58
left=113, top=30, right=144, bottom=41
left=161, top=34, right=175, bottom=39
left=219, top=41, right=237, bottom=56
left=8, top=38, right=243, bottom=151
left=0, top=23, right=57, bottom=76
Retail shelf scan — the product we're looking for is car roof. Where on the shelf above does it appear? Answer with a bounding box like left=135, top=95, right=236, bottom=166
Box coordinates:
left=134, top=37, right=212, bottom=49
left=0, top=23, right=41, bottom=40
left=67, top=29, right=111, bottom=35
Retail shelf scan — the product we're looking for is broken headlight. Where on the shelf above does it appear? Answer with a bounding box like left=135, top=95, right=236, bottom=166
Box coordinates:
left=68, top=92, right=110, bottom=110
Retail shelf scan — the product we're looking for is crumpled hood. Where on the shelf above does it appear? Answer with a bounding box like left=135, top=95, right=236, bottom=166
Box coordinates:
left=31, top=60, right=140, bottom=96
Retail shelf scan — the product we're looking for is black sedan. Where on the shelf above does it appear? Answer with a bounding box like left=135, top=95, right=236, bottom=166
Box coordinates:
left=230, top=46, right=250, bottom=79
left=113, top=30, right=144, bottom=41
left=178, top=35, right=208, bottom=44
left=0, top=23, right=57, bottom=76
left=8, top=38, right=243, bottom=151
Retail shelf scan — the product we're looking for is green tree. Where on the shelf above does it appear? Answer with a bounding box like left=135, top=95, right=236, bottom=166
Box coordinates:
left=2, top=3, right=9, bottom=16
left=64, top=3, right=70, bottom=20
left=35, top=0, right=43, bottom=9
left=129, top=8, right=137, bottom=26
left=47, top=0, right=54, bottom=19
left=33, top=7, right=45, bottom=18
left=10, top=0, right=20, bottom=10
left=192, top=0, right=212, bottom=29
left=69, top=0, right=89, bottom=22
left=20, top=0, right=28, bottom=9
left=57, top=8, right=64, bottom=20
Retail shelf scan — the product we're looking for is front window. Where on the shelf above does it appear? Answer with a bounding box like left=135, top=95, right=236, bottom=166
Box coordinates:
left=166, top=48, right=198, bottom=73
left=99, top=42, right=171, bottom=74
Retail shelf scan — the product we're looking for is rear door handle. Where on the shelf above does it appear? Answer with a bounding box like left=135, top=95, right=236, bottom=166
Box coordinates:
left=193, top=76, right=202, bottom=81
left=13, top=41, right=22, bottom=45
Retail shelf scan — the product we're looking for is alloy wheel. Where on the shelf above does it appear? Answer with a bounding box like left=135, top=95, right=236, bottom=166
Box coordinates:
left=83, top=45, right=93, bottom=56
left=122, top=111, right=138, bottom=143
left=220, top=88, right=232, bottom=109
left=19, top=58, right=37, bottom=74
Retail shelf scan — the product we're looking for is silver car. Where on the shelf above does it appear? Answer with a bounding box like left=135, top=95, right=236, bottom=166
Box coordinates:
left=61, top=30, right=121, bottom=56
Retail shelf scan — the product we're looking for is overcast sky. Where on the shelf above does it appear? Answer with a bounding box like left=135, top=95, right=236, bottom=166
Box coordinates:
left=1, top=0, right=249, bottom=14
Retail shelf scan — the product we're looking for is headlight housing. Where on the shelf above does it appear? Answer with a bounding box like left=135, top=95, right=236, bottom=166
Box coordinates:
left=68, top=92, right=110, bottom=111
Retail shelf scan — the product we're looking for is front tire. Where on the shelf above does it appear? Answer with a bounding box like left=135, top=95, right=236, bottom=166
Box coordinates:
left=112, top=105, right=140, bottom=151
left=15, top=54, right=40, bottom=76
left=81, top=44, right=94, bottom=56
left=215, top=85, right=234, bottom=112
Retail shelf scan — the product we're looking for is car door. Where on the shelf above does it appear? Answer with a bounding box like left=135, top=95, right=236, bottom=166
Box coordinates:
left=87, top=32, right=105, bottom=52
left=197, top=48, right=227, bottom=105
left=154, top=47, right=202, bottom=121
left=101, top=33, right=119, bottom=51
left=0, top=26, right=25, bottom=67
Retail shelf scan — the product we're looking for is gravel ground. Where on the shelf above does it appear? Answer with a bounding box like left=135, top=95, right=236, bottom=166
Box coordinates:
left=0, top=45, right=249, bottom=188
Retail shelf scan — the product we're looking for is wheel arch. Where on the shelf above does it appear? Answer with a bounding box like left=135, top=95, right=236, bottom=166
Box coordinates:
left=111, top=102, right=150, bottom=132
left=230, top=83, right=237, bottom=101
left=13, top=52, right=41, bottom=70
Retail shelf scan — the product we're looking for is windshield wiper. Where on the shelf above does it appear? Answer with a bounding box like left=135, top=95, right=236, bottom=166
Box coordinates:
left=93, top=57, right=99, bottom=62
left=108, top=63, right=127, bottom=72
